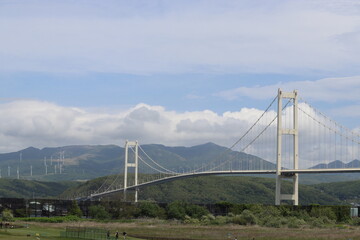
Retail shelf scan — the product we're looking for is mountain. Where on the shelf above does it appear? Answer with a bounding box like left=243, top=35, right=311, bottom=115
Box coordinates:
left=0, top=143, right=359, bottom=184
left=0, top=145, right=124, bottom=181
left=310, top=159, right=360, bottom=169
left=0, top=143, right=276, bottom=181
left=313, top=179, right=360, bottom=204
left=0, top=178, right=79, bottom=199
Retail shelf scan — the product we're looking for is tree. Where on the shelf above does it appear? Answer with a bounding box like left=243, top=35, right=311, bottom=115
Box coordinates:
left=136, top=201, right=165, bottom=218
left=68, top=200, right=83, bottom=217
left=1, top=209, right=14, bottom=222
left=166, top=201, right=187, bottom=220
left=185, top=204, right=209, bottom=219
left=89, top=205, right=110, bottom=220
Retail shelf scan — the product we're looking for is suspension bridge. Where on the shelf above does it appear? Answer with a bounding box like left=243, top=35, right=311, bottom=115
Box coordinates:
left=84, top=89, right=360, bottom=206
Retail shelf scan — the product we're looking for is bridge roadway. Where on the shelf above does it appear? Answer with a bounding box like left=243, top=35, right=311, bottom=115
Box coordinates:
left=86, top=168, right=360, bottom=199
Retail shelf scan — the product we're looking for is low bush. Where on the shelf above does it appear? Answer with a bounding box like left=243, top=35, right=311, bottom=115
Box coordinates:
left=89, top=205, right=110, bottom=220
left=17, top=215, right=81, bottom=223
left=287, top=217, right=306, bottom=228
left=166, top=201, right=209, bottom=220
left=183, top=215, right=200, bottom=224
left=136, top=201, right=165, bottom=218
left=1, top=209, right=14, bottom=222
left=262, top=217, right=285, bottom=228
left=231, top=210, right=257, bottom=225
left=350, top=217, right=360, bottom=226
left=310, top=207, right=336, bottom=220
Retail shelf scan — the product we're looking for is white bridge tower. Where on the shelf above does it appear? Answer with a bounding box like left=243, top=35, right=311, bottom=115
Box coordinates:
left=124, top=140, right=139, bottom=202
left=276, top=89, right=299, bottom=205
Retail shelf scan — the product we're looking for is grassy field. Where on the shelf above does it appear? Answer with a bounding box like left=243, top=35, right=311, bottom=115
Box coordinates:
left=0, top=224, right=69, bottom=240
left=1, top=220, right=360, bottom=240
left=0, top=223, right=144, bottom=240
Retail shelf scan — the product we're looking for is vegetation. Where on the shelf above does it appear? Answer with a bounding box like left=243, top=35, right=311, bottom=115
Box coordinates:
left=88, top=205, right=111, bottom=220
left=0, top=178, right=79, bottom=199
left=64, top=175, right=345, bottom=205
left=1, top=209, right=14, bottom=222
left=68, top=200, right=83, bottom=217
left=17, top=215, right=80, bottom=223
left=2, top=200, right=359, bottom=240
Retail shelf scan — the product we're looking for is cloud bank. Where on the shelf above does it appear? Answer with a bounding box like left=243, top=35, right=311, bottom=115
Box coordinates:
left=0, top=100, right=266, bottom=153
left=1, top=0, right=360, bottom=75
left=0, top=98, right=358, bottom=169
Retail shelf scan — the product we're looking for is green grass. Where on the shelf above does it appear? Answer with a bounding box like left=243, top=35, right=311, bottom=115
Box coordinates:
left=0, top=224, right=145, bottom=240
left=0, top=224, right=68, bottom=239
left=3, top=220, right=360, bottom=240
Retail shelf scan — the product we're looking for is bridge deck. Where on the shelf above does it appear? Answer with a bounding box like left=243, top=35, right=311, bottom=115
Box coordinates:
left=85, top=168, right=360, bottom=199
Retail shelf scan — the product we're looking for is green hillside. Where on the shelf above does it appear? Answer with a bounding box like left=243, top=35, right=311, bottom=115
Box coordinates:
left=0, top=173, right=359, bottom=206
left=313, top=179, right=360, bottom=204
left=0, top=178, right=80, bottom=199
left=1, top=143, right=359, bottom=185
left=0, top=143, right=276, bottom=182
left=62, top=174, right=343, bottom=205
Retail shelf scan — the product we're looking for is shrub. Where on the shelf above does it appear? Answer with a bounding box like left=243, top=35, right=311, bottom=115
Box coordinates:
left=263, top=217, right=283, bottom=228
left=166, top=201, right=208, bottom=221
left=247, top=204, right=264, bottom=215
left=350, top=217, right=360, bottom=226
left=14, top=208, right=27, bottom=218
left=112, top=203, right=138, bottom=219
left=88, top=205, right=110, bottom=220
left=215, top=201, right=234, bottom=215
left=332, top=206, right=351, bottom=222
left=136, top=201, right=165, bottom=218
left=287, top=217, right=306, bottom=228
left=200, top=214, right=215, bottom=225
left=231, top=215, right=244, bottom=225
left=183, top=215, right=200, bottom=224
left=310, top=207, right=336, bottom=220
left=259, top=206, right=281, bottom=218
left=232, top=210, right=257, bottom=225
left=68, top=200, right=83, bottom=217
left=200, top=214, right=228, bottom=225
left=309, top=217, right=326, bottom=228
left=166, top=201, right=187, bottom=220
left=17, top=215, right=80, bottom=223
left=186, top=204, right=209, bottom=219
left=211, top=215, right=228, bottom=225
left=1, top=209, right=14, bottom=222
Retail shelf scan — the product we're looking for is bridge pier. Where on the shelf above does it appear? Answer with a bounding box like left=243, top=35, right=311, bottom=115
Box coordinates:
left=275, top=89, right=299, bottom=206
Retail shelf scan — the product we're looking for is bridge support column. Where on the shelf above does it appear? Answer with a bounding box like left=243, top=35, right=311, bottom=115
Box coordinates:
left=124, top=140, right=139, bottom=203
left=275, top=89, right=299, bottom=206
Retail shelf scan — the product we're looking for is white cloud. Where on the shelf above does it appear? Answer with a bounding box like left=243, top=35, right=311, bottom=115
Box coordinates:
left=0, top=100, right=268, bottom=153
left=0, top=99, right=358, bottom=169
left=1, top=0, right=360, bottom=74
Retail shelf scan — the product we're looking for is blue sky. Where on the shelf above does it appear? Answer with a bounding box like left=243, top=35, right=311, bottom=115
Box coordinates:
left=0, top=0, right=360, bottom=152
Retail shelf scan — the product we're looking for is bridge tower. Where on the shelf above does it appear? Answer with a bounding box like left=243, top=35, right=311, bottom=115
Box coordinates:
left=124, top=140, right=139, bottom=202
left=275, top=89, right=299, bottom=205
